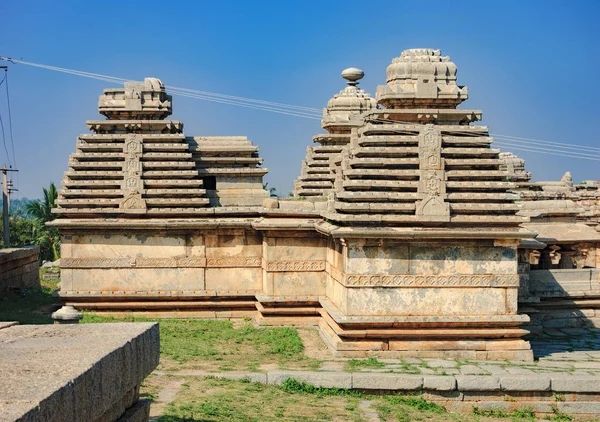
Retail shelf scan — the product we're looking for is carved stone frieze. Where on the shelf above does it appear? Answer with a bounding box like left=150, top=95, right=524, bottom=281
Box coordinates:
left=61, top=258, right=133, bottom=268
left=61, top=256, right=206, bottom=268
left=342, top=274, right=519, bottom=288
left=206, top=257, right=262, bottom=267
left=266, top=260, right=326, bottom=272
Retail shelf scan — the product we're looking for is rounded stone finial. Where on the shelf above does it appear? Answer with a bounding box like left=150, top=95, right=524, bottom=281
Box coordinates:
left=52, top=305, right=83, bottom=324
left=341, top=68, right=364, bottom=86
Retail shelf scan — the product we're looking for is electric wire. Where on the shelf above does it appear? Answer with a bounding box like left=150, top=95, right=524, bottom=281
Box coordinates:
left=2, top=56, right=599, bottom=161
left=494, top=142, right=600, bottom=162
left=0, top=57, right=323, bottom=115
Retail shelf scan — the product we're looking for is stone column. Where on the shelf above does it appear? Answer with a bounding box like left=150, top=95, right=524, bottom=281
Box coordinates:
left=558, top=246, right=575, bottom=269
left=538, top=248, right=553, bottom=270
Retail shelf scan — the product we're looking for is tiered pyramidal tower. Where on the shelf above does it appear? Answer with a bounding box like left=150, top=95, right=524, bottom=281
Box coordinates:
left=56, top=78, right=211, bottom=217
left=293, top=68, right=376, bottom=198
left=311, top=49, right=535, bottom=359
left=56, top=78, right=268, bottom=217
left=327, top=49, right=521, bottom=226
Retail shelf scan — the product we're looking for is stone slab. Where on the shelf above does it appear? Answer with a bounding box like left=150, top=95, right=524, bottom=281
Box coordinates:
left=422, top=375, right=457, bottom=391
left=551, top=375, right=600, bottom=392
left=267, top=370, right=352, bottom=389
left=500, top=375, right=551, bottom=391
left=455, top=375, right=501, bottom=391
left=352, top=373, right=422, bottom=390
left=0, top=322, right=159, bottom=422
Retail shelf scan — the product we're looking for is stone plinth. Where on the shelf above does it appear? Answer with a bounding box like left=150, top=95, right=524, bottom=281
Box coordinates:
left=0, top=322, right=159, bottom=421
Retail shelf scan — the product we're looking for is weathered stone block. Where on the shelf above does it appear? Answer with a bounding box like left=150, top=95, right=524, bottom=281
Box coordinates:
left=267, top=370, right=352, bottom=388
left=272, top=271, right=326, bottom=296
left=344, top=287, right=507, bottom=316
left=352, top=373, right=423, bottom=390
left=500, top=375, right=550, bottom=391
left=0, top=322, right=159, bottom=421
left=345, top=241, right=409, bottom=274
left=455, top=376, right=501, bottom=391
left=423, top=375, right=457, bottom=391
left=551, top=376, right=600, bottom=392
left=205, top=267, right=261, bottom=291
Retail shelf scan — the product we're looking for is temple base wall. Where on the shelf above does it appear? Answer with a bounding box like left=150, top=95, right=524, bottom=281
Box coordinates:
left=58, top=225, right=533, bottom=361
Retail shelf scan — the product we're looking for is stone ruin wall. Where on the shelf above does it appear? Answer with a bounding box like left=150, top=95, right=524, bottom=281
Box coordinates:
left=0, top=246, right=40, bottom=296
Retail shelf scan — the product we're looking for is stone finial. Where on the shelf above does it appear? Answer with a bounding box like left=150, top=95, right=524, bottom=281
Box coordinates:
left=341, top=68, right=365, bottom=86
left=52, top=305, right=83, bottom=324
left=98, top=77, right=172, bottom=120
left=376, top=48, right=468, bottom=108
left=322, top=68, right=376, bottom=132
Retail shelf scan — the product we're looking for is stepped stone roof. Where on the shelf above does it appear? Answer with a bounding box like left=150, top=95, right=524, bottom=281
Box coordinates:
left=325, top=49, right=524, bottom=227
left=294, top=68, right=375, bottom=198
left=54, top=78, right=267, bottom=217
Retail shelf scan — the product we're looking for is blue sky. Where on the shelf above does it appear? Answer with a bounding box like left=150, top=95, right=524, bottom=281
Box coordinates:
left=0, top=0, right=598, bottom=199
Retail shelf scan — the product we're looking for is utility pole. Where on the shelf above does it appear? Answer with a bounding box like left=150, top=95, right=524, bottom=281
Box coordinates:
left=2, top=165, right=18, bottom=247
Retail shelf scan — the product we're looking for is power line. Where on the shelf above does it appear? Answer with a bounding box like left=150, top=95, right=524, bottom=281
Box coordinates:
left=2, top=56, right=599, bottom=161
left=0, top=57, right=323, bottom=115
left=494, top=142, right=600, bottom=162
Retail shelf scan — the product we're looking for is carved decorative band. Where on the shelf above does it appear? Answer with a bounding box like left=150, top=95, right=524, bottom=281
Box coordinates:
left=61, top=257, right=206, bottom=269
left=266, top=260, right=326, bottom=272
left=206, top=257, right=262, bottom=267
left=342, top=274, right=519, bottom=288
left=61, top=258, right=131, bottom=268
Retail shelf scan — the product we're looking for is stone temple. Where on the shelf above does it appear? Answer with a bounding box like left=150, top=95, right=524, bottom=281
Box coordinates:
left=50, top=48, right=599, bottom=361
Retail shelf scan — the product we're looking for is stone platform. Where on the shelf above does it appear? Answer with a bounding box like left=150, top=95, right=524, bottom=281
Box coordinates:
left=0, top=322, right=159, bottom=422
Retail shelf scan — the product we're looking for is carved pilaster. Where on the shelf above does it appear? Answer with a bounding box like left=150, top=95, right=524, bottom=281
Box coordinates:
left=416, top=125, right=449, bottom=222
left=120, top=133, right=147, bottom=213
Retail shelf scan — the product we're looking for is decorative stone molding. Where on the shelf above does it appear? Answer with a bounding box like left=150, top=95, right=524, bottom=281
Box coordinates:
left=416, top=125, right=450, bottom=222
left=266, top=260, right=326, bottom=272
left=61, top=258, right=133, bottom=268
left=342, top=274, right=519, bottom=288
left=206, top=257, right=262, bottom=267
left=61, top=257, right=206, bottom=268
left=120, top=133, right=147, bottom=213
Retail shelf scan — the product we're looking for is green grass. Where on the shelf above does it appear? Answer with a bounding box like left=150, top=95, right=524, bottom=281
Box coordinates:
left=83, top=314, right=317, bottom=371
left=384, top=394, right=446, bottom=414
left=473, top=406, right=537, bottom=421
left=155, top=377, right=364, bottom=422
left=280, top=377, right=363, bottom=397
left=0, top=273, right=59, bottom=324
left=345, top=357, right=385, bottom=372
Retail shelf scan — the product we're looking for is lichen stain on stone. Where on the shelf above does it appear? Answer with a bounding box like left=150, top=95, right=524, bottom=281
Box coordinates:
left=502, top=247, right=516, bottom=259
left=135, top=234, right=149, bottom=243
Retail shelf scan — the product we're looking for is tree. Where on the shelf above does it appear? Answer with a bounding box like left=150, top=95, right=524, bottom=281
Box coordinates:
left=25, top=183, right=60, bottom=261
left=263, top=183, right=277, bottom=197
